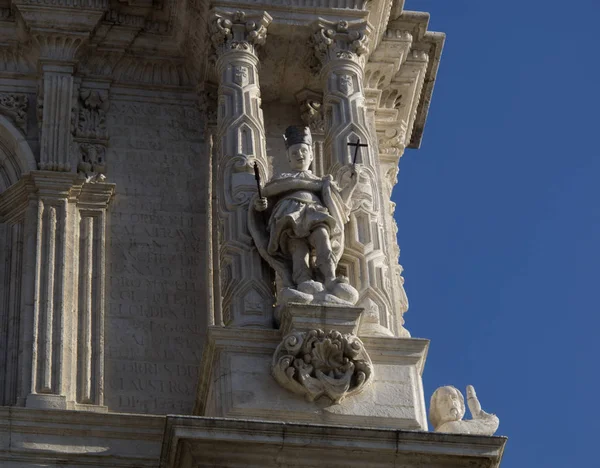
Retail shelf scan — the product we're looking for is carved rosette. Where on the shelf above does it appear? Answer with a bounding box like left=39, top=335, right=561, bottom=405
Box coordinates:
left=272, top=329, right=373, bottom=403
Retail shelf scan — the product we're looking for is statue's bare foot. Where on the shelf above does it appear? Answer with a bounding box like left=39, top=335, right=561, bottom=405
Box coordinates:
left=324, top=276, right=349, bottom=290
left=278, top=287, right=312, bottom=304
left=327, top=282, right=359, bottom=305
left=297, top=280, right=325, bottom=295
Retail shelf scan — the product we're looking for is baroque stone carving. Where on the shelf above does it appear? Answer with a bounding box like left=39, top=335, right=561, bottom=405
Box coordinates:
left=429, top=385, right=500, bottom=436
left=299, top=97, right=324, bottom=134
left=272, top=329, right=373, bottom=403
left=75, top=89, right=109, bottom=140
left=0, top=93, right=28, bottom=134
left=248, top=125, right=360, bottom=306
left=77, top=143, right=106, bottom=182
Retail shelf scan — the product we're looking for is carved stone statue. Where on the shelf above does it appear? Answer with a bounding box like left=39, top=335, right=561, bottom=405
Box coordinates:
left=248, top=126, right=359, bottom=306
left=429, top=385, right=500, bottom=436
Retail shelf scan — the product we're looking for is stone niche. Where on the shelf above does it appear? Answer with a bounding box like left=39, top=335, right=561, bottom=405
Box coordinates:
left=104, top=92, right=208, bottom=415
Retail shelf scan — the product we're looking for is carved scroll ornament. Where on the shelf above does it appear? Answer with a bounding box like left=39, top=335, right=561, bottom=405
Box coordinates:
left=272, top=329, right=373, bottom=403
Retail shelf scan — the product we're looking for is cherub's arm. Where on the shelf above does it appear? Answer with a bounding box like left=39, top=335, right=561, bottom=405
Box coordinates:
left=465, top=385, right=499, bottom=435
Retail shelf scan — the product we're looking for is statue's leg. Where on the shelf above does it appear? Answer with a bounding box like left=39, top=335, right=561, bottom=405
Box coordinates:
left=309, top=227, right=336, bottom=285
left=289, top=238, right=312, bottom=285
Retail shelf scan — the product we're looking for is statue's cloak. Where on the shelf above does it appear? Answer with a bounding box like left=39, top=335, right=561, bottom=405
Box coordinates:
left=248, top=172, right=350, bottom=288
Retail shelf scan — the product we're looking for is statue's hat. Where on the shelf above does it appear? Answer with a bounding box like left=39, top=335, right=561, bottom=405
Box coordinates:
left=283, top=126, right=312, bottom=149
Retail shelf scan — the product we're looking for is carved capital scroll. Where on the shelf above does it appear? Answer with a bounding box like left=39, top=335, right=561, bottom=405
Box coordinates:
left=210, top=10, right=272, bottom=57
left=311, top=19, right=371, bottom=70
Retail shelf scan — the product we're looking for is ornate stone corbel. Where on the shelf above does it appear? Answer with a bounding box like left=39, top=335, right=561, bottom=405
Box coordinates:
left=272, top=329, right=373, bottom=403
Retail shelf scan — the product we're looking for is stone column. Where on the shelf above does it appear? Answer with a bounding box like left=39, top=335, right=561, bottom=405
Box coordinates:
left=209, top=10, right=274, bottom=328
left=312, top=19, right=397, bottom=337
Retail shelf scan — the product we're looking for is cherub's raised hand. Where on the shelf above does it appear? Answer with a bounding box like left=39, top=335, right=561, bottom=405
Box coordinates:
left=254, top=197, right=268, bottom=212
left=466, top=385, right=483, bottom=418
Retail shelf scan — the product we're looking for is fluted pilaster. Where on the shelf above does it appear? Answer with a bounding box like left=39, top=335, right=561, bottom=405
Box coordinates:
left=0, top=172, right=114, bottom=410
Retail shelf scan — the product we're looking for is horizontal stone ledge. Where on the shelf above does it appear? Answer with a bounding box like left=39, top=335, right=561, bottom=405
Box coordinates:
left=161, top=415, right=507, bottom=468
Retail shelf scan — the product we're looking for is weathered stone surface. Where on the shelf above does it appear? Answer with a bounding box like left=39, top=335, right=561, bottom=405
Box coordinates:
left=104, top=94, right=207, bottom=415
left=161, top=416, right=507, bottom=468
left=195, top=326, right=429, bottom=430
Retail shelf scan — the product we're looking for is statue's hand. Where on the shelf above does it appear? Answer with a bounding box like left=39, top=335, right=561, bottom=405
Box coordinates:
left=254, top=197, right=268, bottom=212
left=348, top=165, right=363, bottom=188
left=466, top=385, right=483, bottom=418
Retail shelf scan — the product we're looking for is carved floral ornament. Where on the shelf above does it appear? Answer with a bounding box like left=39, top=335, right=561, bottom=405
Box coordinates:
left=272, top=329, right=374, bottom=403
left=0, top=93, right=28, bottom=134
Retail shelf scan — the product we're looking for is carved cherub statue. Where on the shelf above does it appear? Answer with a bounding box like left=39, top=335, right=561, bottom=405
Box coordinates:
left=429, top=385, right=499, bottom=436
left=248, top=126, right=360, bottom=306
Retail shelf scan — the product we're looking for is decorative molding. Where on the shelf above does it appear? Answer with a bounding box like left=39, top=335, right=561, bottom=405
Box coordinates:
left=31, top=33, right=87, bottom=62
left=0, top=48, right=36, bottom=74
left=272, top=329, right=373, bottom=403
left=103, top=9, right=170, bottom=34
left=0, top=93, right=28, bottom=135
left=14, top=0, right=108, bottom=7
left=79, top=51, right=193, bottom=87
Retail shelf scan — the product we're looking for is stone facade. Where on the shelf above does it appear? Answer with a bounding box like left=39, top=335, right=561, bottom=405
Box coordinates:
left=0, top=0, right=505, bottom=466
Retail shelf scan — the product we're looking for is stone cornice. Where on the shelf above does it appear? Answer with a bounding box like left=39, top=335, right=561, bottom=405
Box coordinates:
left=161, top=416, right=507, bottom=468
left=0, top=171, right=115, bottom=221
left=0, top=407, right=163, bottom=467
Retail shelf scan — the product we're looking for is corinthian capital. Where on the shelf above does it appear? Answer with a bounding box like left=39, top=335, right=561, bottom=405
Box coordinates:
left=210, top=10, right=272, bottom=56
left=312, top=19, right=371, bottom=68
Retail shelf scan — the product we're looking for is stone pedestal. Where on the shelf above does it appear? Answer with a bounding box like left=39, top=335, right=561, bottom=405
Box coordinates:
left=195, top=303, right=429, bottom=430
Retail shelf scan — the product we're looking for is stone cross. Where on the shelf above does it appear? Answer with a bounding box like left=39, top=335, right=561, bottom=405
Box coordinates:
left=348, top=137, right=368, bottom=168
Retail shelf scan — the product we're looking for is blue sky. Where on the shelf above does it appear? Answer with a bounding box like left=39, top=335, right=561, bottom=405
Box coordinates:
left=397, top=1, right=599, bottom=466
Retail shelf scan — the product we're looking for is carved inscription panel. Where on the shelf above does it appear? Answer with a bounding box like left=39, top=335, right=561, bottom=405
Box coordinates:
left=105, top=98, right=206, bottom=414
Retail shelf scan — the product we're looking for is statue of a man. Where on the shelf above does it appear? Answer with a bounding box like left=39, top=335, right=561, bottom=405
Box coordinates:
left=248, top=126, right=359, bottom=305
left=429, top=385, right=500, bottom=436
